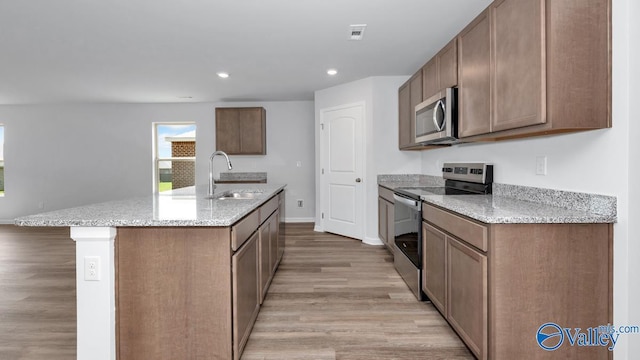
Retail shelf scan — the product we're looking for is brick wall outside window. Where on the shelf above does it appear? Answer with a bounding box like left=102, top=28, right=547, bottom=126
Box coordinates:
left=171, top=141, right=195, bottom=189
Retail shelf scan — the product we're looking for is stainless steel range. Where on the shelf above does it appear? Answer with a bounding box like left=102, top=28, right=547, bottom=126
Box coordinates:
left=392, top=163, right=493, bottom=300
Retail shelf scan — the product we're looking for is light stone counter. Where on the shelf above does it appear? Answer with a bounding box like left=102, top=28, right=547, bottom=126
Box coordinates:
left=379, top=174, right=616, bottom=224
left=14, top=184, right=286, bottom=227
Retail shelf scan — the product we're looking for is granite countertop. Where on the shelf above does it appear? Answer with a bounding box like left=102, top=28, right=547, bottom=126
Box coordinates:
left=379, top=175, right=616, bottom=224
left=14, top=184, right=286, bottom=227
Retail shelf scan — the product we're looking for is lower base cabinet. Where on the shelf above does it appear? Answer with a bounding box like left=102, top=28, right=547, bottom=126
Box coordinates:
left=378, top=186, right=395, bottom=252
left=422, top=203, right=612, bottom=360
left=232, top=231, right=260, bottom=360
left=446, top=236, right=487, bottom=359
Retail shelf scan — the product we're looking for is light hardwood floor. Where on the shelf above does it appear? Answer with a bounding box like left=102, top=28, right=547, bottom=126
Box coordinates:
left=241, top=223, right=473, bottom=360
left=0, top=224, right=472, bottom=360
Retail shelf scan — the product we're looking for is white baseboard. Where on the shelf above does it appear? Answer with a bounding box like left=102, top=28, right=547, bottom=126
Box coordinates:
left=284, top=217, right=315, bottom=223
left=0, top=219, right=15, bottom=225
left=363, top=236, right=384, bottom=246
left=313, top=224, right=323, bottom=233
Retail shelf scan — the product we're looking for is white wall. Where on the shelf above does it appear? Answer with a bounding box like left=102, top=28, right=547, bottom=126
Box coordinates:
left=314, top=76, right=422, bottom=243
left=419, top=0, right=637, bottom=357
left=0, top=101, right=315, bottom=222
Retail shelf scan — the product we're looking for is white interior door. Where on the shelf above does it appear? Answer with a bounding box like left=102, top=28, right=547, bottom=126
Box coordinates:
left=320, top=104, right=364, bottom=240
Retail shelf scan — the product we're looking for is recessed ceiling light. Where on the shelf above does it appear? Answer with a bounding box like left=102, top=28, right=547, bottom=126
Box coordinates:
left=217, top=72, right=229, bottom=78
left=327, top=69, right=338, bottom=76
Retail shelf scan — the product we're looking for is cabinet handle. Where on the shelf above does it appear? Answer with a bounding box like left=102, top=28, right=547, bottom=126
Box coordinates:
left=355, top=178, right=362, bottom=183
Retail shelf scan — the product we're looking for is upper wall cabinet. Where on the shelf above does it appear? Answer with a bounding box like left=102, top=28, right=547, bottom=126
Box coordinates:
left=398, top=71, right=447, bottom=151
left=216, top=107, right=266, bottom=155
left=398, top=71, right=424, bottom=150
left=423, top=38, right=458, bottom=100
left=458, top=0, right=611, bottom=140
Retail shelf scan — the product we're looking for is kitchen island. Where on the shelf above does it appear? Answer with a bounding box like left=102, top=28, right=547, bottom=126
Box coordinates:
left=15, top=184, right=286, bottom=360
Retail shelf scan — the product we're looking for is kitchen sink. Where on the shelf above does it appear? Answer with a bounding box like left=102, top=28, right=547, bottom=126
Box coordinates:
left=207, top=191, right=261, bottom=200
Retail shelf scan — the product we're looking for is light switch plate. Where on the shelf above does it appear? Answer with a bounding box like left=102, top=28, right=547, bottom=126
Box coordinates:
left=536, top=156, right=547, bottom=175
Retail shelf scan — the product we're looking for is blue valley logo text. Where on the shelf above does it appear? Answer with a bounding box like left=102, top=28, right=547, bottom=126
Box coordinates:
left=536, top=323, right=619, bottom=351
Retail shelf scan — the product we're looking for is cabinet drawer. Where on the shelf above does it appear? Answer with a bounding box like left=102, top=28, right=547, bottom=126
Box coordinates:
left=232, top=210, right=260, bottom=251
left=423, top=203, right=488, bottom=252
left=259, top=195, right=279, bottom=224
left=378, top=186, right=395, bottom=203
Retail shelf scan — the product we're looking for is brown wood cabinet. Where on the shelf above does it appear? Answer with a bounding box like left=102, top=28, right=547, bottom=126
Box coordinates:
left=216, top=107, right=266, bottom=155
left=422, top=38, right=458, bottom=100
left=115, top=191, right=285, bottom=360
left=421, top=222, right=446, bottom=315
left=232, top=230, right=260, bottom=360
left=458, top=0, right=611, bottom=140
left=458, top=9, right=492, bottom=138
left=377, top=186, right=395, bottom=252
left=259, top=207, right=279, bottom=303
left=398, top=73, right=447, bottom=151
left=447, top=235, right=488, bottom=359
left=422, top=202, right=612, bottom=359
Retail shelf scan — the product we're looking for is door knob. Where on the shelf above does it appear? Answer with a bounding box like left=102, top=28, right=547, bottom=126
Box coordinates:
left=355, top=178, right=362, bottom=183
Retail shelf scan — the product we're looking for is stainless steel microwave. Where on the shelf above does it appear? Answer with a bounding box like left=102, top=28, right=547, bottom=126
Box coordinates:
left=415, top=87, right=458, bottom=144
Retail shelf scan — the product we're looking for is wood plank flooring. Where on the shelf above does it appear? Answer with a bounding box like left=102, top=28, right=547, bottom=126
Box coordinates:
left=241, top=223, right=473, bottom=360
left=0, top=224, right=472, bottom=360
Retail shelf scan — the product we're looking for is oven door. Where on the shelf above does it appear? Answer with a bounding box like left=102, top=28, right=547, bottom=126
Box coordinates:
left=392, top=194, right=422, bottom=268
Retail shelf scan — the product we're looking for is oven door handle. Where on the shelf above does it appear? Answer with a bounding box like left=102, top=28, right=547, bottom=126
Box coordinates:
left=393, top=194, right=420, bottom=210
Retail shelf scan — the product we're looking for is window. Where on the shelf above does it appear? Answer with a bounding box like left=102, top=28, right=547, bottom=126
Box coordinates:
left=153, top=123, right=196, bottom=192
left=0, top=125, right=4, bottom=197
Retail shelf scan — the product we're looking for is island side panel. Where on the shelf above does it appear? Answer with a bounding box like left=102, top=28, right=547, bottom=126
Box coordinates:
left=116, top=227, right=233, bottom=360
left=489, top=223, right=612, bottom=359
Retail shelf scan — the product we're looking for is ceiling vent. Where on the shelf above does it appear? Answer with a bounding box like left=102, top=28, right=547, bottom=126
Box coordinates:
left=348, top=24, right=367, bottom=41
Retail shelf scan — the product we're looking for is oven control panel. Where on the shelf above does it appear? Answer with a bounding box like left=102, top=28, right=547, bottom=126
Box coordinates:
left=442, top=163, right=493, bottom=184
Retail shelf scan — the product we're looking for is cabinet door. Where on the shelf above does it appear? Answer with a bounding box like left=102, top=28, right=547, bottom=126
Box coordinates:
left=277, top=192, right=286, bottom=264
left=216, top=108, right=241, bottom=154
left=259, top=218, right=271, bottom=303
left=232, top=231, right=260, bottom=360
left=447, top=237, right=487, bottom=360
left=458, top=9, right=492, bottom=138
left=422, top=58, right=438, bottom=100
left=422, top=223, right=447, bottom=315
left=269, top=209, right=279, bottom=274
left=378, top=197, right=388, bottom=245
left=491, top=0, right=545, bottom=131
left=386, top=201, right=394, bottom=251
left=398, top=82, right=412, bottom=149
left=409, top=71, right=422, bottom=143
left=239, top=108, right=266, bottom=154
left=438, top=39, right=458, bottom=90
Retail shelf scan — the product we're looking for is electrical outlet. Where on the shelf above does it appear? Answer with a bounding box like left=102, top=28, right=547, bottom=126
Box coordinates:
left=84, top=256, right=100, bottom=281
left=297, top=199, right=304, bottom=208
left=536, top=156, right=547, bottom=175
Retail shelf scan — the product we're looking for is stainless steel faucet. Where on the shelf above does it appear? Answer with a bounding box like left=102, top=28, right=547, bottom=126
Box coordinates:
left=209, top=150, right=233, bottom=196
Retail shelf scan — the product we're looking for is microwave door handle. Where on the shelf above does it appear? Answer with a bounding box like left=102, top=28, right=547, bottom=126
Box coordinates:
left=432, top=99, right=446, bottom=131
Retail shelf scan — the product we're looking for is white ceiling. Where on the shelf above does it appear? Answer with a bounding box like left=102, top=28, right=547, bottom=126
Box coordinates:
left=0, top=0, right=491, bottom=104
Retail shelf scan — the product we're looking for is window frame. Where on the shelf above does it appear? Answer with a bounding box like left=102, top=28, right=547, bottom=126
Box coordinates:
left=152, top=122, right=196, bottom=193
